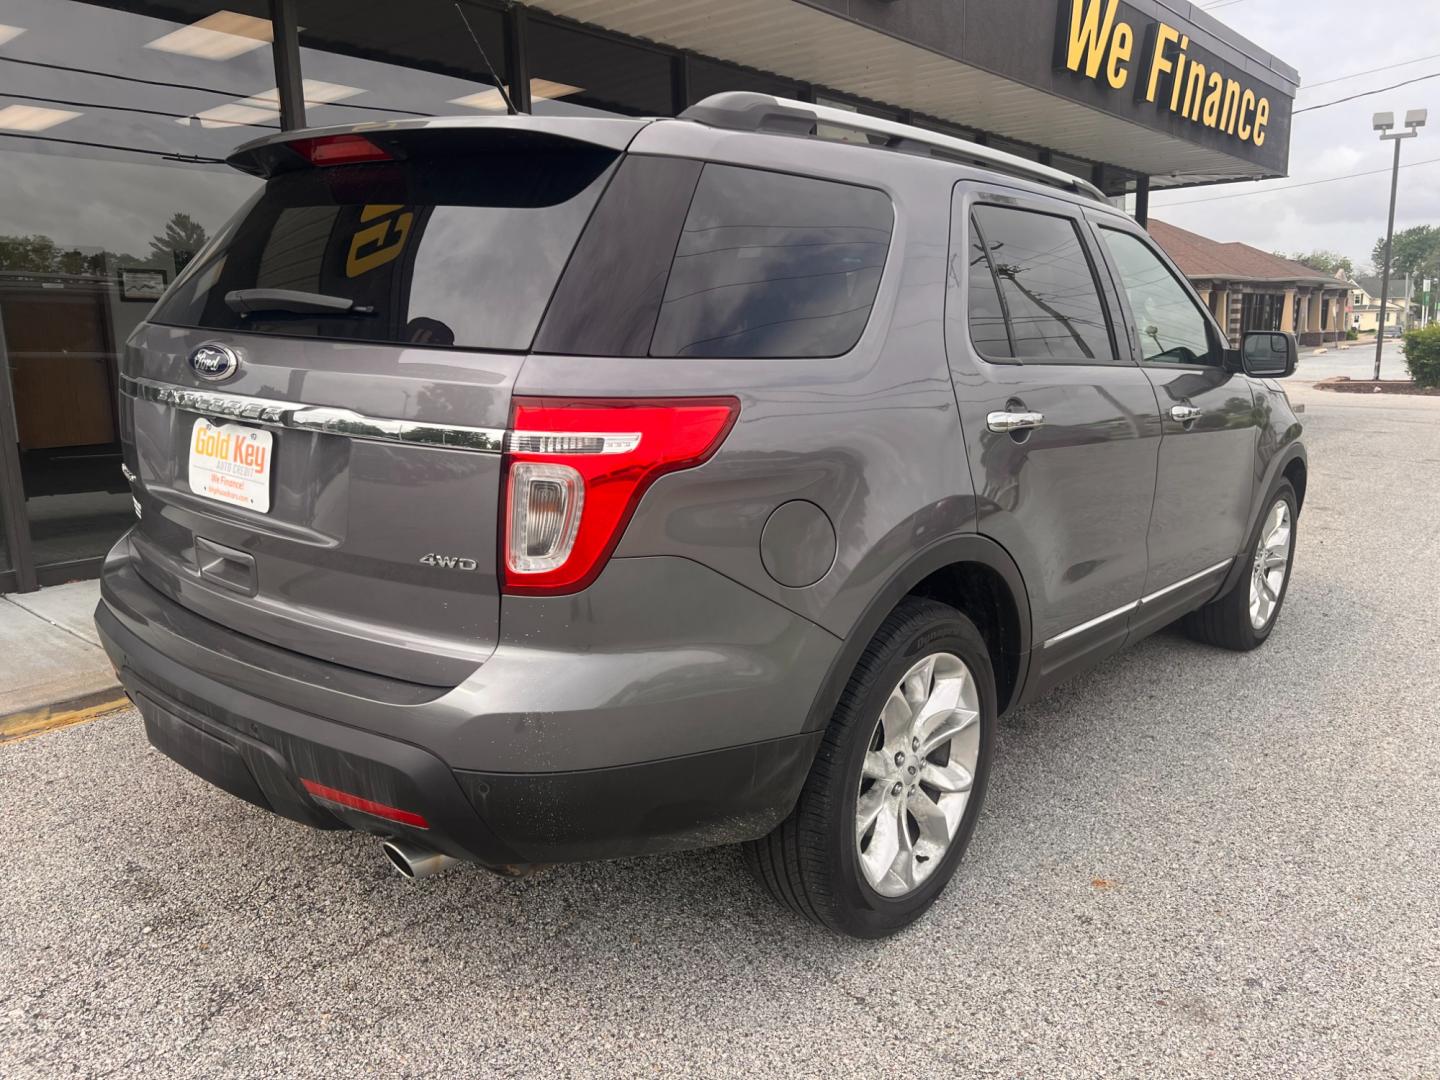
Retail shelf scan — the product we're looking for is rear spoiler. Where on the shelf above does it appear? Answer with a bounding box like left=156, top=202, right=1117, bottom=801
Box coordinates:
left=226, top=115, right=651, bottom=178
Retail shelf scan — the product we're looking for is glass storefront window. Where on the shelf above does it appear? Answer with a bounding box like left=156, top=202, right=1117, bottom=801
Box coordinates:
left=527, top=17, right=672, bottom=117
left=1052, top=152, right=1098, bottom=183
left=912, top=116, right=982, bottom=143
left=296, top=0, right=509, bottom=123
left=989, top=136, right=1042, bottom=162
left=0, top=0, right=270, bottom=572
left=687, top=57, right=799, bottom=105
left=814, top=94, right=902, bottom=146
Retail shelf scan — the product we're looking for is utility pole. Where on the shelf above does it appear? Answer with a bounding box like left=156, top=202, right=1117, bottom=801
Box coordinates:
left=1373, top=109, right=1427, bottom=380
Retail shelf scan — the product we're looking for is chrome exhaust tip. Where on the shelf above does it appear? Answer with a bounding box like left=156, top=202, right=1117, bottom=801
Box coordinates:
left=381, top=839, right=459, bottom=880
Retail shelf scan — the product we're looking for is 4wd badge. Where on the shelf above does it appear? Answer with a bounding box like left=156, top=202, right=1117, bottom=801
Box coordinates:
left=420, top=553, right=479, bottom=571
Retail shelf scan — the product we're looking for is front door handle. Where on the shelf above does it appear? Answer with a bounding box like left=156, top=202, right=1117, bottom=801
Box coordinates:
left=1170, top=405, right=1202, bottom=424
left=987, top=411, right=1046, bottom=433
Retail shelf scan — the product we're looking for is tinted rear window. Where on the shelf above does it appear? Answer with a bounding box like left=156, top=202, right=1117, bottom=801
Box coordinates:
left=151, top=137, right=617, bottom=352
left=648, top=165, right=893, bottom=358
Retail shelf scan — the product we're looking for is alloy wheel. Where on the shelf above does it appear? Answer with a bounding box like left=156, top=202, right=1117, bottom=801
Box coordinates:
left=855, top=652, right=981, bottom=898
left=1249, top=498, right=1292, bottom=630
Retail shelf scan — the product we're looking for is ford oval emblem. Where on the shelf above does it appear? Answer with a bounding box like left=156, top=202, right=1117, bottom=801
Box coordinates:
left=188, top=342, right=240, bottom=382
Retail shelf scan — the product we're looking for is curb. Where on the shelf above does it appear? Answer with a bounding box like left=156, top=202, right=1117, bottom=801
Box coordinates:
left=0, top=689, right=132, bottom=744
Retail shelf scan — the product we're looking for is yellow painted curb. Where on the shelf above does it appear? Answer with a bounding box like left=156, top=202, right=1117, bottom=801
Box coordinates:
left=0, top=692, right=131, bottom=744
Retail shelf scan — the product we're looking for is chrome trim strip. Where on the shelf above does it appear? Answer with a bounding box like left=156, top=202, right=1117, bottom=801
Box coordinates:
left=508, top=431, right=642, bottom=455
left=1138, top=559, right=1234, bottom=606
left=1042, top=558, right=1235, bottom=649
left=1042, top=600, right=1138, bottom=649
left=120, top=463, right=136, bottom=484
left=121, top=376, right=506, bottom=454
left=986, top=411, right=1045, bottom=434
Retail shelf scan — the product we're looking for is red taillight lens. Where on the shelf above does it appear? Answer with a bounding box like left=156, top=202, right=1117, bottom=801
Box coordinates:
left=300, top=779, right=429, bottom=829
left=502, top=397, right=740, bottom=596
left=288, top=133, right=392, bottom=166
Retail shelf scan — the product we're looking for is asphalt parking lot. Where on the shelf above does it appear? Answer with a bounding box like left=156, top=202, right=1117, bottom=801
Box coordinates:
left=3, top=383, right=1438, bottom=1079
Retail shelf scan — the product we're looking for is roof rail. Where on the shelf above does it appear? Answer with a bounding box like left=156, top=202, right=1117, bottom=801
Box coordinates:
left=679, top=92, right=1108, bottom=203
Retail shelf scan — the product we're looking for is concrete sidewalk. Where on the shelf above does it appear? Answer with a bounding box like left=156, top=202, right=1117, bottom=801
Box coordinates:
left=0, top=580, right=125, bottom=741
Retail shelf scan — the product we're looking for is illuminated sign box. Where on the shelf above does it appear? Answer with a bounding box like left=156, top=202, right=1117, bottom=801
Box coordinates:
left=1056, top=0, right=1272, bottom=148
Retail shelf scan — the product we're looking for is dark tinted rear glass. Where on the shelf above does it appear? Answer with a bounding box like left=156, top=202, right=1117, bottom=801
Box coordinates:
left=649, top=165, right=892, bottom=358
left=151, top=135, right=617, bottom=352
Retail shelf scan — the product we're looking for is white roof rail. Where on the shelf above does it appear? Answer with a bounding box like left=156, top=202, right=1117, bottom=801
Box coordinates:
left=679, top=92, right=1108, bottom=203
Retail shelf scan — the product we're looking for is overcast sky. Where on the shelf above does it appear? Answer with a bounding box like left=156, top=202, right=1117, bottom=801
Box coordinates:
left=1149, top=0, right=1440, bottom=274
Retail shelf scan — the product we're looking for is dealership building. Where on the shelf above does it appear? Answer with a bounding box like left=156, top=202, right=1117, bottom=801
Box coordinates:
left=0, top=0, right=1298, bottom=592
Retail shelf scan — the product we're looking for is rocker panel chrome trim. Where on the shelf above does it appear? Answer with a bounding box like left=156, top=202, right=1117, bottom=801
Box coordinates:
left=1042, top=600, right=1138, bottom=649
left=1138, top=559, right=1234, bottom=606
left=1042, top=559, right=1234, bottom=649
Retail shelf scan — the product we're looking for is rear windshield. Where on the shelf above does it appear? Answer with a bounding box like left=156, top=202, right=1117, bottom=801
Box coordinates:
left=151, top=136, right=617, bottom=352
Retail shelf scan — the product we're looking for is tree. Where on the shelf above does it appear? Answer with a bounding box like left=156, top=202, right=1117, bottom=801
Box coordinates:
left=147, top=212, right=208, bottom=273
left=0, top=233, right=61, bottom=273
left=1371, top=224, right=1440, bottom=280
left=1282, top=249, right=1354, bottom=278
left=0, top=232, right=145, bottom=277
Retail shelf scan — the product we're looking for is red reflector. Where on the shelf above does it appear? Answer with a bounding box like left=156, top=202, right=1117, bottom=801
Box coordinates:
left=288, top=133, right=391, bottom=166
left=300, top=779, right=429, bottom=829
left=502, top=397, right=739, bottom=596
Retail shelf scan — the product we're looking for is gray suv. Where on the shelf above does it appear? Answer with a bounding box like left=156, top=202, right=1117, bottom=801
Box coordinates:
left=95, top=93, right=1306, bottom=938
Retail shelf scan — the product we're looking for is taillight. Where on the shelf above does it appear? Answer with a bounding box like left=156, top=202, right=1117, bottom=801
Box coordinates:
left=287, top=133, right=392, bottom=166
left=502, top=397, right=740, bottom=595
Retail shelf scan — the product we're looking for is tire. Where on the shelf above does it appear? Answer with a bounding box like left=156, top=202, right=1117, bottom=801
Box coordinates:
left=743, top=597, right=997, bottom=938
left=1183, top=480, right=1298, bottom=651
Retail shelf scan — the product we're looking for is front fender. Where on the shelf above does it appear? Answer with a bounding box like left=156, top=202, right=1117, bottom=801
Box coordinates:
left=1217, top=389, right=1306, bottom=599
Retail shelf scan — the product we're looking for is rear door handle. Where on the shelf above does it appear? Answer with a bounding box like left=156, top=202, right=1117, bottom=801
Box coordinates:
left=987, top=411, right=1045, bottom=433
left=1170, top=405, right=1202, bottom=424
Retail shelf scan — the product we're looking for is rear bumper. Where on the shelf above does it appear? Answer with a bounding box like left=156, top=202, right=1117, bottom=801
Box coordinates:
left=96, top=540, right=828, bottom=867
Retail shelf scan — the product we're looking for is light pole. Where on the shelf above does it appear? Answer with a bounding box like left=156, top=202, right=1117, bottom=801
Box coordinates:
left=1373, top=109, right=1427, bottom=381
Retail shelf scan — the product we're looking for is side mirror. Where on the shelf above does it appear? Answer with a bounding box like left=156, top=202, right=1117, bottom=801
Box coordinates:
left=1241, top=331, right=1298, bottom=378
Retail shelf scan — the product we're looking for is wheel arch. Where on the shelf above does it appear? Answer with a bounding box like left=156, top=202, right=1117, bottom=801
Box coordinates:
left=1282, top=454, right=1307, bottom=513
left=1215, top=442, right=1307, bottom=600
left=803, top=535, right=1033, bottom=731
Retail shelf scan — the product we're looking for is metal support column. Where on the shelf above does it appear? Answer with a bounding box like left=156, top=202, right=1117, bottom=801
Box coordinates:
left=0, top=304, right=37, bottom=592
left=269, top=0, right=306, bottom=130
left=1134, top=174, right=1150, bottom=226
left=671, top=52, right=691, bottom=113
left=505, top=5, right=531, bottom=112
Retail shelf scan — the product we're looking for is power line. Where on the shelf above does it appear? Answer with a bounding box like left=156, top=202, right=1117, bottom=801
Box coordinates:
left=1303, top=53, right=1440, bottom=91
left=0, top=55, right=432, bottom=117
left=0, top=90, right=280, bottom=130
left=1294, top=71, right=1440, bottom=114
left=1152, top=156, right=1440, bottom=207
left=0, top=130, right=225, bottom=164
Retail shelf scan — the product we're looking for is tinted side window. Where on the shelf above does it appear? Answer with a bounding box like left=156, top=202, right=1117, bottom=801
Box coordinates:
left=964, top=216, right=1011, bottom=356
left=968, top=205, right=1113, bottom=363
left=534, top=156, right=703, bottom=356
left=1099, top=228, right=1216, bottom=365
left=649, top=165, right=893, bottom=358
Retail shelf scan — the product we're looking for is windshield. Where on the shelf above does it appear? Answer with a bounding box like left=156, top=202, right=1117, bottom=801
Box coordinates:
left=151, top=135, right=617, bottom=352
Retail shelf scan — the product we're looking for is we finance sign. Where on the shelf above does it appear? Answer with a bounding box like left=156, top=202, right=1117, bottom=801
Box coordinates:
left=1055, top=0, right=1273, bottom=148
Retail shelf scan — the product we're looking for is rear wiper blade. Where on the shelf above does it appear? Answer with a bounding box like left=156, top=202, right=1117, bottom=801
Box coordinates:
left=224, top=288, right=375, bottom=317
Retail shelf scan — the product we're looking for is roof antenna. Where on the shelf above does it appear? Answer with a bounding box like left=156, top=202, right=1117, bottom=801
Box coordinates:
left=454, top=2, right=519, bottom=115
